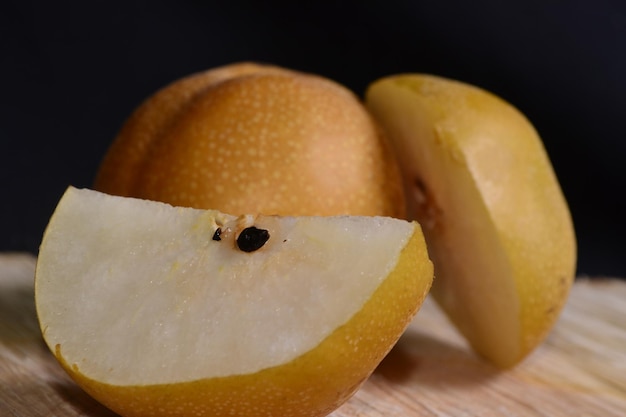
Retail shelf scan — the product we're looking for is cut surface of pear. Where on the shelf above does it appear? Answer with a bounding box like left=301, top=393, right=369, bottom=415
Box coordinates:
left=35, top=187, right=433, bottom=417
left=366, top=74, right=576, bottom=368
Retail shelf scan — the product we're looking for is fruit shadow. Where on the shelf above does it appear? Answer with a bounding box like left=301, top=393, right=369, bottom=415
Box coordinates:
left=374, top=328, right=502, bottom=388
left=0, top=275, right=41, bottom=349
left=51, top=381, right=121, bottom=417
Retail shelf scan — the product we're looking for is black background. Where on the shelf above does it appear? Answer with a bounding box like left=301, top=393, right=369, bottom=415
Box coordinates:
left=2, top=1, right=625, bottom=277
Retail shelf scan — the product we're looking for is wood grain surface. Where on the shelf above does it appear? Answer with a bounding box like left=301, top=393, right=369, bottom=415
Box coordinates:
left=1, top=252, right=625, bottom=416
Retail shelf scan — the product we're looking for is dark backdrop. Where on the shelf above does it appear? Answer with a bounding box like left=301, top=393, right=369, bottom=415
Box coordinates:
left=2, top=0, right=625, bottom=277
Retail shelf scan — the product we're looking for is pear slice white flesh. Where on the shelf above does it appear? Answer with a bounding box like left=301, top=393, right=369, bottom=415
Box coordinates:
left=366, top=74, right=577, bottom=367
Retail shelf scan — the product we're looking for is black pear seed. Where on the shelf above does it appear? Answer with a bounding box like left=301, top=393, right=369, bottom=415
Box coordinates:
left=212, top=228, right=222, bottom=241
left=237, top=226, right=270, bottom=252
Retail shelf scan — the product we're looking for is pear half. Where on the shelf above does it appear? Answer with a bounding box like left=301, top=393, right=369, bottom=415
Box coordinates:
left=366, top=74, right=576, bottom=368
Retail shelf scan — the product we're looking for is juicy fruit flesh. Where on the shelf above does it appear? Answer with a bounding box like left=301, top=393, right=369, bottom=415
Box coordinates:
left=366, top=74, right=576, bottom=367
left=94, top=62, right=405, bottom=218
left=35, top=187, right=433, bottom=416
left=367, top=82, right=521, bottom=362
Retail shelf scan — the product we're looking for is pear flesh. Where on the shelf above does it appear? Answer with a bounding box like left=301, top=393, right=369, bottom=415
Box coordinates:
left=366, top=74, right=577, bottom=367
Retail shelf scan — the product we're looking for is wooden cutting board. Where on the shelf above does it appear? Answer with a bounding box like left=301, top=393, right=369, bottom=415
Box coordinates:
left=1, top=252, right=625, bottom=416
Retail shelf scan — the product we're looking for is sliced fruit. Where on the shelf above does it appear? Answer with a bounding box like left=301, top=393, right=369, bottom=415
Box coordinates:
left=35, top=187, right=433, bottom=417
left=365, top=74, right=576, bottom=368
left=94, top=62, right=405, bottom=218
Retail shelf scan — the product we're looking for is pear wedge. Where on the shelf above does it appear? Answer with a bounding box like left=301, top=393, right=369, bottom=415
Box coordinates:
left=365, top=74, right=576, bottom=368
left=35, top=187, right=433, bottom=417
